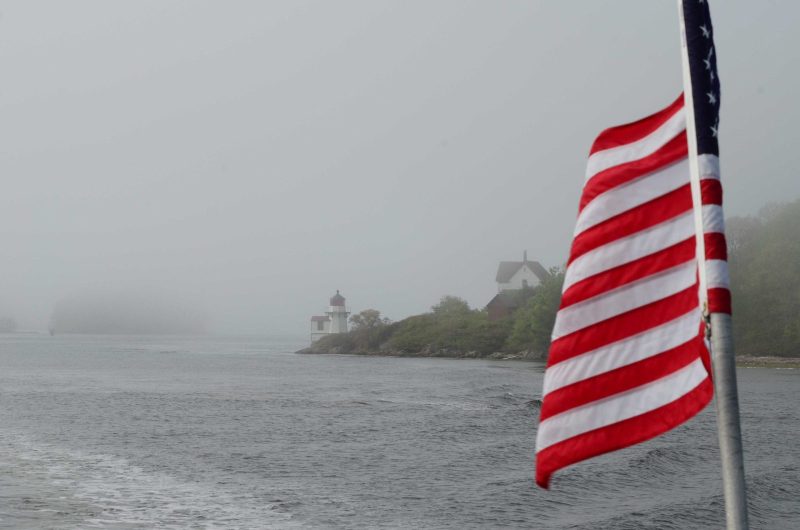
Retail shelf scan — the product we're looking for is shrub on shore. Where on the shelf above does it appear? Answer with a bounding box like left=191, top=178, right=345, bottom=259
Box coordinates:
left=308, top=292, right=545, bottom=358
left=385, top=297, right=511, bottom=356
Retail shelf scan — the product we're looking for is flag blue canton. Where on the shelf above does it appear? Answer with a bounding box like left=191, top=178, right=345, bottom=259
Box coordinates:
left=683, top=0, right=720, bottom=156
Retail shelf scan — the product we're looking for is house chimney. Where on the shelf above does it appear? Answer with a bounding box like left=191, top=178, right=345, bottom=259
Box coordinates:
left=523, top=250, right=528, bottom=262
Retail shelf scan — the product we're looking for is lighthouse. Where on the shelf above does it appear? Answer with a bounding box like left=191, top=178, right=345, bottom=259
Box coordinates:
left=309, top=290, right=350, bottom=342
left=326, top=290, right=349, bottom=333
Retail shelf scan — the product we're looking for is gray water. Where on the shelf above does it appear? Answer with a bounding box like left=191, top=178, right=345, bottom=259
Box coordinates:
left=0, top=335, right=797, bottom=529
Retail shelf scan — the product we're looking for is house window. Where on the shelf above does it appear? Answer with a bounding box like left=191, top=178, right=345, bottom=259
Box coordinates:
left=522, top=279, right=529, bottom=289
left=317, top=320, right=324, bottom=331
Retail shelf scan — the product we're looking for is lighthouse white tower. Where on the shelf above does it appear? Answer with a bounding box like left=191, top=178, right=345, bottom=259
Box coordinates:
left=326, top=290, right=349, bottom=334
left=309, top=290, right=350, bottom=342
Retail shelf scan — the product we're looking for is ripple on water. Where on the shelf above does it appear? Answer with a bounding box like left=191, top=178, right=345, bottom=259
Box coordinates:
left=0, top=433, right=301, bottom=529
left=1, top=336, right=798, bottom=529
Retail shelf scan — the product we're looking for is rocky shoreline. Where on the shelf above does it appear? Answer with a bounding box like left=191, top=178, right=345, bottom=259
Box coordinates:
left=295, top=344, right=544, bottom=361
left=734, top=356, right=800, bottom=368
left=297, top=346, right=799, bottom=367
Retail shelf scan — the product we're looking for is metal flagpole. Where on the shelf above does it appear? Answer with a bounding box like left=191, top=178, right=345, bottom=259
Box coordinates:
left=676, top=1, right=749, bottom=528
left=709, top=313, right=749, bottom=529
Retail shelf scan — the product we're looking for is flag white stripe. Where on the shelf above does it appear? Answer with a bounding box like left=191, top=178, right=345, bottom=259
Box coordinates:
left=563, top=211, right=695, bottom=293
left=698, top=154, right=720, bottom=180
left=553, top=261, right=697, bottom=340
left=584, top=109, right=686, bottom=183
left=575, top=159, right=690, bottom=237
left=706, top=259, right=729, bottom=289
left=702, top=204, right=725, bottom=233
left=536, top=358, right=708, bottom=451
left=543, top=309, right=700, bottom=396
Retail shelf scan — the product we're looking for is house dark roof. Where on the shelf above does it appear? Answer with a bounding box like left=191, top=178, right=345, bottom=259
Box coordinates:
left=485, top=291, right=524, bottom=310
left=495, top=260, right=549, bottom=283
left=310, top=315, right=330, bottom=322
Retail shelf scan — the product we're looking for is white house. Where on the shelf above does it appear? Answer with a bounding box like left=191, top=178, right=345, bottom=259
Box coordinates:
left=310, top=290, right=350, bottom=343
left=495, top=251, right=549, bottom=292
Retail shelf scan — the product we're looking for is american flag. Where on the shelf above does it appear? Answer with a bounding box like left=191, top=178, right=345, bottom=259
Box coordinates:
left=535, top=0, right=727, bottom=488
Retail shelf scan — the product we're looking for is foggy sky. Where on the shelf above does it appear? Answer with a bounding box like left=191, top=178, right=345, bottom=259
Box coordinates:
left=1, top=1, right=798, bottom=335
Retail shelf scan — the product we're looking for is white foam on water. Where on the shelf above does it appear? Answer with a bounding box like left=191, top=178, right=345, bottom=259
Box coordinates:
left=0, top=432, right=303, bottom=529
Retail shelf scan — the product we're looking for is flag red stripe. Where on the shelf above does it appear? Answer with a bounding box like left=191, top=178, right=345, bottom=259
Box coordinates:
left=580, top=134, right=688, bottom=211
left=535, top=376, right=713, bottom=488
left=704, top=232, right=728, bottom=261
left=708, top=287, right=732, bottom=314
left=549, top=284, right=699, bottom=366
left=540, top=332, right=704, bottom=421
left=589, top=95, right=685, bottom=155
left=561, top=238, right=696, bottom=309
left=701, top=178, right=723, bottom=205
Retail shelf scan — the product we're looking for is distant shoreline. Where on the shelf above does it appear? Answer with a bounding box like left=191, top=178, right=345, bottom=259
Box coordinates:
left=295, top=346, right=537, bottom=361
left=297, top=348, right=800, bottom=367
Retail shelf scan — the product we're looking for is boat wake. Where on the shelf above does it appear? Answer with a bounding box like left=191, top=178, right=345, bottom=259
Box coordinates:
left=0, top=432, right=301, bottom=529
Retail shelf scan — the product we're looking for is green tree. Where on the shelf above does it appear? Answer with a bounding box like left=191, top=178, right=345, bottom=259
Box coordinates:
left=349, top=309, right=390, bottom=330
left=383, top=295, right=510, bottom=356
left=506, top=267, right=565, bottom=358
left=729, top=199, right=800, bottom=357
left=431, top=295, right=471, bottom=316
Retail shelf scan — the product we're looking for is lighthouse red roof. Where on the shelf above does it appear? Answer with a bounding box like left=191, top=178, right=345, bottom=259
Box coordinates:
left=329, top=290, right=346, bottom=306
